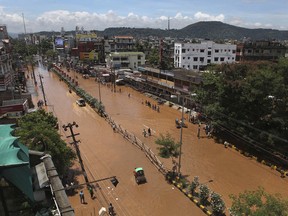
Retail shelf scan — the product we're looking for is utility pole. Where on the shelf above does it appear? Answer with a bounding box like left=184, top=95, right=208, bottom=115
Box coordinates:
left=97, top=69, right=102, bottom=103
left=63, top=122, right=89, bottom=183
left=39, top=74, right=47, bottom=106
left=112, top=67, right=116, bottom=92
left=22, top=13, right=37, bottom=86
left=178, top=96, right=184, bottom=176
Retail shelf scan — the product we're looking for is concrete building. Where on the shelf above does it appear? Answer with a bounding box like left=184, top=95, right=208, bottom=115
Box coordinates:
left=107, top=52, right=145, bottom=69
left=72, top=31, right=105, bottom=63
left=110, top=36, right=135, bottom=52
left=0, top=25, right=13, bottom=92
left=236, top=40, right=287, bottom=61
left=174, top=41, right=237, bottom=71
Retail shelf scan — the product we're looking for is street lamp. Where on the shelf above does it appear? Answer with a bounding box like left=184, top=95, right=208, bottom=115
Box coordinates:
left=171, top=93, right=185, bottom=176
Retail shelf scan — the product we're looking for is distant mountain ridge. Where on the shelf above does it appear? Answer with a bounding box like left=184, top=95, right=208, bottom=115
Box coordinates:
left=99, top=21, right=288, bottom=40
left=11, top=21, right=288, bottom=41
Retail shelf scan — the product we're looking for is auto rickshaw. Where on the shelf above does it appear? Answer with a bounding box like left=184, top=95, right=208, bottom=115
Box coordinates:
left=133, top=167, right=147, bottom=185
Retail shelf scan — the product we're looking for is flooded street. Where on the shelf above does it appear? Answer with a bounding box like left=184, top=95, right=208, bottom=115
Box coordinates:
left=32, top=65, right=288, bottom=216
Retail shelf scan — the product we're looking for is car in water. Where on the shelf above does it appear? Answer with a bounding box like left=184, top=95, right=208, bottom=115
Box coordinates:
left=76, top=98, right=86, bottom=107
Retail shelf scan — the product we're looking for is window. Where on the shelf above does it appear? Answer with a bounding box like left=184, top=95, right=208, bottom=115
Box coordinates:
left=214, top=57, right=219, bottom=61
left=182, top=49, right=186, bottom=53
left=215, top=49, right=219, bottom=53
left=183, top=57, right=185, bottom=59
left=200, top=57, right=204, bottom=62
left=188, top=57, right=190, bottom=59
left=193, top=65, right=198, bottom=70
left=220, top=57, right=225, bottom=61
left=200, top=49, right=205, bottom=53
left=193, top=57, right=198, bottom=61
left=138, top=55, right=142, bottom=60
left=208, top=51, right=211, bottom=55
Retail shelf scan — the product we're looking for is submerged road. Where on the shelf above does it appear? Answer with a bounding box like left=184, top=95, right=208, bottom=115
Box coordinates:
left=31, top=64, right=288, bottom=215
left=32, top=65, right=205, bottom=216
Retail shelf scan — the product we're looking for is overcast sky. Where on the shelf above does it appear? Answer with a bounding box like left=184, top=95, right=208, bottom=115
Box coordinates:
left=0, top=0, right=287, bottom=33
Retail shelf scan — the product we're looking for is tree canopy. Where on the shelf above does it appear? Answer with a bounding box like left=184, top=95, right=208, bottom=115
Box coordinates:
left=15, top=110, right=76, bottom=175
left=197, top=59, right=288, bottom=157
left=229, top=187, right=288, bottom=216
left=155, top=132, right=180, bottom=159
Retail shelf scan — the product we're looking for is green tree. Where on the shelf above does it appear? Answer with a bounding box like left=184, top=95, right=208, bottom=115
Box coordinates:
left=199, top=184, right=210, bottom=205
left=190, top=176, right=200, bottom=195
left=11, top=38, right=27, bottom=57
left=146, top=47, right=159, bottom=66
left=197, top=60, right=288, bottom=154
left=38, top=38, right=53, bottom=55
left=46, top=49, right=58, bottom=60
left=211, top=192, right=226, bottom=215
left=155, top=132, right=180, bottom=160
left=229, top=187, right=288, bottom=216
left=15, top=110, right=76, bottom=175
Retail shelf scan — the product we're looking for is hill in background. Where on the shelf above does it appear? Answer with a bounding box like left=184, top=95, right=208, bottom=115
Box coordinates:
left=11, top=21, right=288, bottom=41
left=99, top=21, right=288, bottom=41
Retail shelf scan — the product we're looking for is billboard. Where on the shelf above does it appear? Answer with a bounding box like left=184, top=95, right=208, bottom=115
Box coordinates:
left=55, top=37, right=64, bottom=48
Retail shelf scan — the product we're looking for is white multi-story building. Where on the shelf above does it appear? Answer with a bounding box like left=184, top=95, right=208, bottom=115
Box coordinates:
left=174, top=41, right=237, bottom=71
left=107, top=52, right=145, bottom=69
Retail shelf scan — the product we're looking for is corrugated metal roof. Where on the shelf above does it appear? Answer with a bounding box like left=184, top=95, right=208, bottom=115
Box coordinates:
left=0, top=124, right=34, bottom=201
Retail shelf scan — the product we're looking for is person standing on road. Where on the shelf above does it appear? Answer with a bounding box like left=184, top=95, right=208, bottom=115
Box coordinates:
left=148, top=128, right=151, bottom=136
left=79, top=190, right=85, bottom=204
left=108, top=203, right=115, bottom=216
left=88, top=185, right=94, bottom=199
left=143, top=129, right=147, bottom=137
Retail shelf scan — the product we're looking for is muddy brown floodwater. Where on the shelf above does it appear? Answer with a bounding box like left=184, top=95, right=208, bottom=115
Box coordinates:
left=32, top=65, right=288, bottom=216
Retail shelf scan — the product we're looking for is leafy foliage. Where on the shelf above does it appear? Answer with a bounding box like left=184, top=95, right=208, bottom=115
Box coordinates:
left=190, top=176, right=200, bottom=194
left=211, top=192, right=226, bottom=215
left=229, top=187, right=288, bottom=216
left=155, top=132, right=180, bottom=159
left=197, top=60, right=288, bottom=155
left=15, top=110, right=76, bottom=175
left=146, top=47, right=160, bottom=67
left=199, top=184, right=210, bottom=204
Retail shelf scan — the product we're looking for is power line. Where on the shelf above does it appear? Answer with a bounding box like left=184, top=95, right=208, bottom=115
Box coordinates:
left=207, top=111, right=288, bottom=165
left=213, top=110, right=288, bottom=144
